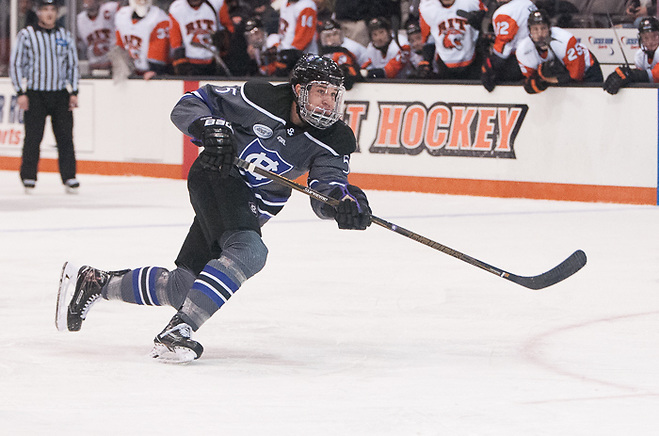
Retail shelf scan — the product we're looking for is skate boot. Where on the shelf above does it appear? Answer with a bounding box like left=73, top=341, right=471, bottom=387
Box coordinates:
left=151, top=314, right=204, bottom=363
left=56, top=262, right=129, bottom=332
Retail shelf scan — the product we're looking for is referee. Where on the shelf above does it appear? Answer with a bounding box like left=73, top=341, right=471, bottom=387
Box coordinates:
left=10, top=0, right=80, bottom=194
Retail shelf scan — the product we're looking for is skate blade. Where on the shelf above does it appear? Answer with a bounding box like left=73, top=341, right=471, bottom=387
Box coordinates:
left=55, top=262, right=79, bottom=332
left=150, top=343, right=197, bottom=364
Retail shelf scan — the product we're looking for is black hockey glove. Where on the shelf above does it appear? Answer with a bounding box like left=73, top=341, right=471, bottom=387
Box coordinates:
left=367, top=68, right=386, bottom=79
left=523, top=73, right=550, bottom=94
left=190, top=116, right=236, bottom=178
left=603, top=66, right=649, bottom=95
left=481, top=56, right=497, bottom=92
left=538, top=59, right=571, bottom=84
left=456, top=9, right=486, bottom=29
left=322, top=185, right=371, bottom=230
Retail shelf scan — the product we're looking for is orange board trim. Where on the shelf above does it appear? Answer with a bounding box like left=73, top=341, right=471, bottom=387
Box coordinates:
left=1, top=156, right=655, bottom=205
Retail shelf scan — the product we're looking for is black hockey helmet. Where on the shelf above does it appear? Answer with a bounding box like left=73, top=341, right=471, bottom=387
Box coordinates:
left=290, top=54, right=344, bottom=89
left=367, top=16, right=391, bottom=34
left=36, top=0, right=58, bottom=7
left=404, top=18, right=422, bottom=36
left=318, top=19, right=344, bottom=47
left=638, top=16, right=659, bottom=54
left=528, top=9, right=551, bottom=28
left=319, top=18, right=341, bottom=33
left=244, top=16, right=264, bottom=33
left=290, top=54, right=346, bottom=129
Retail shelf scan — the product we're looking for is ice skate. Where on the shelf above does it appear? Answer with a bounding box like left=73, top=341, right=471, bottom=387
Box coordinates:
left=151, top=314, right=204, bottom=363
left=23, top=179, right=36, bottom=194
left=64, top=178, right=80, bottom=194
left=56, top=262, right=128, bottom=332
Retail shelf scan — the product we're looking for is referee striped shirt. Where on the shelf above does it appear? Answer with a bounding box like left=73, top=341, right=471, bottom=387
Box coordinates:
left=10, top=24, right=79, bottom=94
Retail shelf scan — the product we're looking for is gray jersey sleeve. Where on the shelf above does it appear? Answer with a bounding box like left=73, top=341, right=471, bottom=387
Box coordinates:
left=307, top=152, right=351, bottom=219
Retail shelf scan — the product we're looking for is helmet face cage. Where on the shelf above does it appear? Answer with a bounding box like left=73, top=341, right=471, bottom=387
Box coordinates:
left=638, top=17, right=659, bottom=53
left=297, top=81, right=346, bottom=129
left=290, top=55, right=346, bottom=129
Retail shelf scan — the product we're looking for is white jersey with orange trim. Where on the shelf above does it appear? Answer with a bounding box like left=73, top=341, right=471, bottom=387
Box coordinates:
left=76, top=1, right=119, bottom=68
left=362, top=34, right=410, bottom=78
left=343, top=37, right=367, bottom=65
left=634, top=47, right=659, bottom=83
left=491, top=0, right=536, bottom=59
left=516, top=27, right=594, bottom=81
left=169, top=0, right=232, bottom=62
left=278, top=0, right=317, bottom=52
left=115, top=5, right=170, bottom=72
left=419, top=0, right=485, bottom=68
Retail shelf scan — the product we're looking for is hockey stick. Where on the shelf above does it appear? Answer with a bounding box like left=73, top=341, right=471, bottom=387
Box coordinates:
left=234, top=157, right=587, bottom=290
left=190, top=41, right=232, bottom=76
left=607, top=13, right=631, bottom=68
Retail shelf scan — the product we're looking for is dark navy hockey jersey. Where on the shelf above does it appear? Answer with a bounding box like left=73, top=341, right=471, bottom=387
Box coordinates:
left=170, top=80, right=357, bottom=225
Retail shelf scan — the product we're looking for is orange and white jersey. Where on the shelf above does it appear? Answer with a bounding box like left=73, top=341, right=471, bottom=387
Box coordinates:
left=115, top=5, right=170, bottom=72
left=517, top=27, right=594, bottom=81
left=169, top=0, right=233, bottom=62
left=491, top=0, right=536, bottom=59
left=362, top=34, right=410, bottom=78
left=419, top=0, right=485, bottom=68
left=634, top=48, right=659, bottom=83
left=77, top=1, right=119, bottom=68
left=279, top=0, right=317, bottom=52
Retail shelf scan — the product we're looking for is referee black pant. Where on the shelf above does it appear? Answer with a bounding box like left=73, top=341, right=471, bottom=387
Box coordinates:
left=21, top=89, right=76, bottom=183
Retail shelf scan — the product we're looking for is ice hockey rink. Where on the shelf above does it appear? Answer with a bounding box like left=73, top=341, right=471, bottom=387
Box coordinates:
left=0, top=170, right=657, bottom=435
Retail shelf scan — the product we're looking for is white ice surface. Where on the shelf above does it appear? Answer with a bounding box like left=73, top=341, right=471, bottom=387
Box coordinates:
left=1, top=170, right=658, bottom=435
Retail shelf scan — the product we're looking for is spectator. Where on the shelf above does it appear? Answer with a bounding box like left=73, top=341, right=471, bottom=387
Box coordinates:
left=517, top=9, right=602, bottom=94
left=333, top=0, right=393, bottom=46
left=419, top=0, right=487, bottom=80
left=604, top=16, right=659, bottom=94
left=77, top=0, right=119, bottom=72
left=169, top=0, right=234, bottom=76
left=362, top=16, right=411, bottom=79
left=481, top=0, right=537, bottom=92
left=114, top=0, right=171, bottom=79
left=10, top=0, right=80, bottom=194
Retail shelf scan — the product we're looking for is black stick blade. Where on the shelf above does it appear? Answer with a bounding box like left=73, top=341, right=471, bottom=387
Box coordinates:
left=505, top=250, right=587, bottom=290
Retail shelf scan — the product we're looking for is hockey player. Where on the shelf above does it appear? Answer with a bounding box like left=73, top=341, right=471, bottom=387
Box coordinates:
left=169, top=0, right=234, bottom=76
left=76, top=0, right=119, bottom=72
left=419, top=0, right=488, bottom=80
left=480, top=0, right=537, bottom=92
left=516, top=9, right=602, bottom=94
left=403, top=19, right=434, bottom=79
left=604, top=16, right=659, bottom=95
left=114, top=0, right=171, bottom=79
left=361, top=16, right=411, bottom=79
left=56, top=55, right=371, bottom=363
left=318, top=19, right=366, bottom=88
left=274, top=0, right=318, bottom=72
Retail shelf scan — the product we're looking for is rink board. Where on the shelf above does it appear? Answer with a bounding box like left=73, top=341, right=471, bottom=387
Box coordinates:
left=0, top=77, right=656, bottom=205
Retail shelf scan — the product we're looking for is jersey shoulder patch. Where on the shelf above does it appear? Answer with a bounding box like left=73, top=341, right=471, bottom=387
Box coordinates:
left=243, top=81, right=294, bottom=122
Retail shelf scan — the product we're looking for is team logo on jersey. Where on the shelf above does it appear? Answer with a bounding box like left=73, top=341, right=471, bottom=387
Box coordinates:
left=253, top=124, right=273, bottom=139
left=442, top=29, right=464, bottom=50
left=239, top=138, right=293, bottom=187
